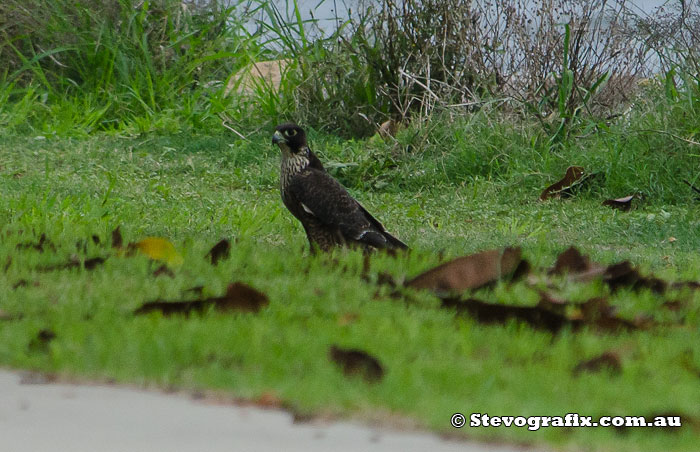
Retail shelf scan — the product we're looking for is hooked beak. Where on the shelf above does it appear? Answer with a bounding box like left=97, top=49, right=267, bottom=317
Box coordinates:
left=272, top=130, right=286, bottom=145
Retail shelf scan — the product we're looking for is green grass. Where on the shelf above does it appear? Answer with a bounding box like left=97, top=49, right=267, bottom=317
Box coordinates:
left=1, top=119, right=700, bottom=452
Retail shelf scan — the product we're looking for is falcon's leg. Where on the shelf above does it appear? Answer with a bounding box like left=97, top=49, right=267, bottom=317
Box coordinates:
left=302, top=220, right=341, bottom=253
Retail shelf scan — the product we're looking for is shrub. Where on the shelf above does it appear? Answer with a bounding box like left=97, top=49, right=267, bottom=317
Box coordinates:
left=0, top=0, right=257, bottom=132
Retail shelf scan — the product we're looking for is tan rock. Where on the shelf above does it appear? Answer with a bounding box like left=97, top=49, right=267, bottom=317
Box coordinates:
left=225, top=59, right=290, bottom=96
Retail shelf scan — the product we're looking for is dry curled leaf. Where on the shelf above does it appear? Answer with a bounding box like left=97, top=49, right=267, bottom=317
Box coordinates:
left=662, top=300, right=684, bottom=312
left=671, top=281, right=700, bottom=291
left=604, top=261, right=667, bottom=294
left=551, top=247, right=668, bottom=293
left=152, top=264, right=175, bottom=278
left=571, top=297, right=649, bottom=331
left=12, top=279, right=40, bottom=289
left=28, top=329, right=56, bottom=353
left=37, top=256, right=106, bottom=272
left=602, top=195, right=635, bottom=211
left=83, top=256, right=107, bottom=270
left=406, top=247, right=524, bottom=293
left=218, top=282, right=269, bottom=312
left=549, top=246, right=599, bottom=275
left=442, top=293, right=651, bottom=334
left=378, top=119, right=400, bottom=139
left=442, top=297, right=575, bottom=333
left=135, top=282, right=269, bottom=316
left=111, top=226, right=123, bottom=249
left=16, top=234, right=55, bottom=253
left=329, top=345, right=384, bottom=383
left=573, top=351, right=622, bottom=376
left=206, top=239, right=231, bottom=265
left=540, top=166, right=588, bottom=200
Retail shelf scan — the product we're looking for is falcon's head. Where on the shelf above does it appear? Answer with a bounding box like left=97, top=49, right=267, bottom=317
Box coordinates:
left=272, top=123, right=307, bottom=155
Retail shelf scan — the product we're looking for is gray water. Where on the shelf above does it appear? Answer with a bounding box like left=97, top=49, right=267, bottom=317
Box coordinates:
left=252, top=0, right=674, bottom=35
left=238, top=0, right=682, bottom=76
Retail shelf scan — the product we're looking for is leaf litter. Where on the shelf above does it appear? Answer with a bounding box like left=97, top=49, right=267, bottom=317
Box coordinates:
left=134, top=282, right=269, bottom=316
left=384, top=245, right=699, bottom=333
left=602, top=195, right=636, bottom=211
left=206, top=239, right=231, bottom=265
left=573, top=351, right=622, bottom=376
left=406, top=247, right=526, bottom=293
left=15, top=233, right=55, bottom=253
left=540, top=166, right=598, bottom=200
left=329, top=345, right=385, bottom=383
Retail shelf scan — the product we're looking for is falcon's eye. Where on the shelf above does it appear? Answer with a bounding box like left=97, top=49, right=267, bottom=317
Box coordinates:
left=285, top=129, right=298, bottom=137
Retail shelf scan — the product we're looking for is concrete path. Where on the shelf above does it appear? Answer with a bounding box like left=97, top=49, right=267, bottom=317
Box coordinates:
left=0, top=370, right=531, bottom=452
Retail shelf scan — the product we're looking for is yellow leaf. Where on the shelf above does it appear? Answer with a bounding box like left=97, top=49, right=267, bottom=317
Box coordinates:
left=132, top=237, right=183, bottom=266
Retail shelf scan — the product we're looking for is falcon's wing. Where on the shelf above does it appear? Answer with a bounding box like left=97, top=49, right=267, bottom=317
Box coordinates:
left=287, top=169, right=406, bottom=249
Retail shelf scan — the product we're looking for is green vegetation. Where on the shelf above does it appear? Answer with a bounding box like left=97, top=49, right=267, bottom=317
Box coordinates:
left=2, top=1, right=700, bottom=451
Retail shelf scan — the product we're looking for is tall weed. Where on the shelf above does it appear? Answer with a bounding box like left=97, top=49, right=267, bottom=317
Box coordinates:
left=0, top=0, right=259, bottom=133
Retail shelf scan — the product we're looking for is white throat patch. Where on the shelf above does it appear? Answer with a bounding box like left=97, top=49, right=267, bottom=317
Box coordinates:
left=280, top=147, right=310, bottom=189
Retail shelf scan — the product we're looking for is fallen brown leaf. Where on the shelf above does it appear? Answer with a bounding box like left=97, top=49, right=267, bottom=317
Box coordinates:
left=376, top=271, right=399, bottom=288
left=220, top=282, right=269, bottom=312
left=329, top=345, right=384, bottom=383
left=134, top=282, right=269, bottom=316
left=603, top=261, right=667, bottom=293
left=84, top=257, right=107, bottom=270
left=152, top=264, right=175, bottom=278
left=16, top=234, right=55, bottom=253
left=549, top=246, right=601, bottom=276
left=111, top=226, right=123, bottom=249
left=602, top=195, right=635, bottom=211
left=12, top=279, right=39, bottom=289
left=28, top=329, right=56, bottom=353
left=406, top=247, right=524, bottom=293
left=442, top=297, right=576, bottom=333
left=551, top=248, right=668, bottom=293
left=671, top=281, right=700, bottom=291
left=37, top=256, right=106, bottom=272
left=37, top=329, right=56, bottom=342
left=662, top=300, right=684, bottom=312
left=572, top=297, right=647, bottom=331
left=573, top=351, right=622, bottom=376
left=443, top=294, right=650, bottom=333
left=540, top=166, right=588, bottom=200
left=378, top=119, right=400, bottom=139
left=206, top=239, right=231, bottom=265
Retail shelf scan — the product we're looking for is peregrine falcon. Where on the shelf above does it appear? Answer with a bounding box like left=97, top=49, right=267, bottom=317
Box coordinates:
left=272, top=123, right=408, bottom=252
